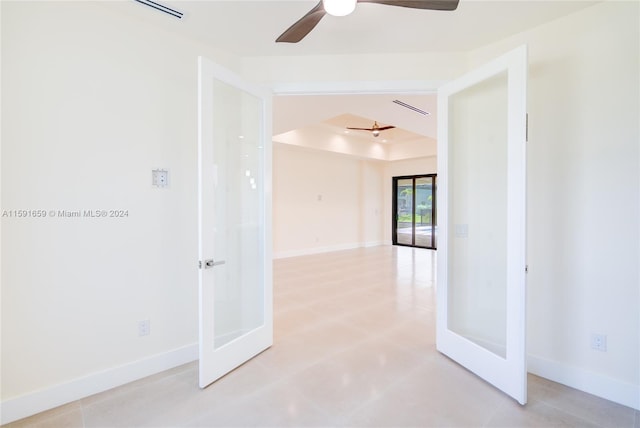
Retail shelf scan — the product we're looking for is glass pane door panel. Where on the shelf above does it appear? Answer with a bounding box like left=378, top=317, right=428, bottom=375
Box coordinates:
left=396, top=178, right=414, bottom=246
left=447, top=71, right=508, bottom=358
left=415, top=177, right=433, bottom=248
left=211, top=77, right=264, bottom=349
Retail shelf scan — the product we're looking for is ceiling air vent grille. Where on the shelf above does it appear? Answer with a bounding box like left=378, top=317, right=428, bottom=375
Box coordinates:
left=134, top=0, right=183, bottom=19
left=393, top=99, right=430, bottom=116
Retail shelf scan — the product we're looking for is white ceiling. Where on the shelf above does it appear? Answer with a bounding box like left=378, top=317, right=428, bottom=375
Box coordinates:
left=273, top=93, right=437, bottom=160
left=273, top=93, right=437, bottom=137
left=109, top=0, right=599, bottom=57
left=104, top=0, right=599, bottom=159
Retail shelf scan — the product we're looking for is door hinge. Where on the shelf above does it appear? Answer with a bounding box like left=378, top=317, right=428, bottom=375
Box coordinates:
left=526, top=113, right=529, bottom=142
left=525, top=265, right=529, bottom=273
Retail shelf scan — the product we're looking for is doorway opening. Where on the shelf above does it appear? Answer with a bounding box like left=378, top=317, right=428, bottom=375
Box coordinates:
left=392, top=174, right=437, bottom=249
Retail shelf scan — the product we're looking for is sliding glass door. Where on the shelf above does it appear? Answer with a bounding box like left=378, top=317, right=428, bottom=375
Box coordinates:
left=393, top=175, right=437, bottom=249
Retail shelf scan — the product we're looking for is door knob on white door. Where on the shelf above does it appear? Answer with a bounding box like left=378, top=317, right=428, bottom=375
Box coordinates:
left=200, top=259, right=226, bottom=269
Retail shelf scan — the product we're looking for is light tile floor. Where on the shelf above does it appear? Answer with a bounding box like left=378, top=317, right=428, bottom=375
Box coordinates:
left=5, top=246, right=639, bottom=427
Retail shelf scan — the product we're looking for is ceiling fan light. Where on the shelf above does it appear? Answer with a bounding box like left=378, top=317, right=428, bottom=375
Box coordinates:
left=322, top=0, right=356, bottom=16
left=372, top=129, right=380, bottom=137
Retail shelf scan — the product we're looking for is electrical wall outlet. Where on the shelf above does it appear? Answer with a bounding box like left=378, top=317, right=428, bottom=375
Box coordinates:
left=590, top=333, right=607, bottom=352
left=138, top=319, right=151, bottom=337
left=152, top=169, right=169, bottom=188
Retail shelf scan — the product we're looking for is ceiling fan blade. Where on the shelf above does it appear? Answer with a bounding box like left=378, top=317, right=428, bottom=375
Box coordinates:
left=377, top=126, right=396, bottom=131
left=357, top=0, right=459, bottom=11
left=276, top=1, right=326, bottom=43
left=347, top=127, right=375, bottom=131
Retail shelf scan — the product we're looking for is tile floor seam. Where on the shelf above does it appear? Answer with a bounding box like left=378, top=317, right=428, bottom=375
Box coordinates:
left=541, top=399, right=611, bottom=428
left=529, top=378, right=637, bottom=427
left=277, top=319, right=382, bottom=354
left=80, top=400, right=86, bottom=428
left=334, top=350, right=441, bottom=425
left=480, top=398, right=510, bottom=427
left=534, top=395, right=635, bottom=428
left=261, top=336, right=369, bottom=380
left=278, top=378, right=343, bottom=426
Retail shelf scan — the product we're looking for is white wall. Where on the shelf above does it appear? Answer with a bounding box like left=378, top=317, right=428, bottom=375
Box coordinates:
left=274, top=127, right=435, bottom=162
left=273, top=143, right=384, bottom=258
left=467, top=1, right=639, bottom=409
left=274, top=127, right=389, bottom=161
left=1, top=1, right=240, bottom=422
left=243, top=52, right=467, bottom=85
left=272, top=142, right=436, bottom=255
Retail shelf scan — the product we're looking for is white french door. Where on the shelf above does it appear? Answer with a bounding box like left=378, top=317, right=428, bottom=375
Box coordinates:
left=436, top=46, right=528, bottom=404
left=197, top=56, right=272, bottom=388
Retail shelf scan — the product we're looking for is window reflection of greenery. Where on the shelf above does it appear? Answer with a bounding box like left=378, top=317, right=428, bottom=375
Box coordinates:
left=398, top=188, right=433, bottom=225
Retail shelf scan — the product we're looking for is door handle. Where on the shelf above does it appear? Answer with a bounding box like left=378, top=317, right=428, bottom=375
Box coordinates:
left=200, top=259, right=226, bottom=269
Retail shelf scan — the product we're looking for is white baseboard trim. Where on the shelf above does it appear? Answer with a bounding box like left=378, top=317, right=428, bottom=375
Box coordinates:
left=0, top=343, right=198, bottom=425
left=362, top=241, right=385, bottom=248
left=274, top=241, right=384, bottom=259
left=528, top=354, right=640, bottom=410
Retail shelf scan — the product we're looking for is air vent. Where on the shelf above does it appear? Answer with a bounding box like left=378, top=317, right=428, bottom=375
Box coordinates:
left=393, top=99, right=430, bottom=116
left=134, top=0, right=183, bottom=19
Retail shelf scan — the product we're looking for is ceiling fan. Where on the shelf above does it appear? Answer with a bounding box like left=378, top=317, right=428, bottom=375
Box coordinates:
left=347, top=121, right=395, bottom=137
left=276, top=0, right=460, bottom=43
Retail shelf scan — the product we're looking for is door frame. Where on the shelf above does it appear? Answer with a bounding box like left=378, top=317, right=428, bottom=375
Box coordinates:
left=272, top=81, right=440, bottom=252
left=271, top=60, right=527, bottom=404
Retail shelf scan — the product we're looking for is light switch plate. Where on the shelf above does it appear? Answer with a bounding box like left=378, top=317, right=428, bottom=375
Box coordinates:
left=454, top=224, right=469, bottom=238
left=152, top=169, right=169, bottom=188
